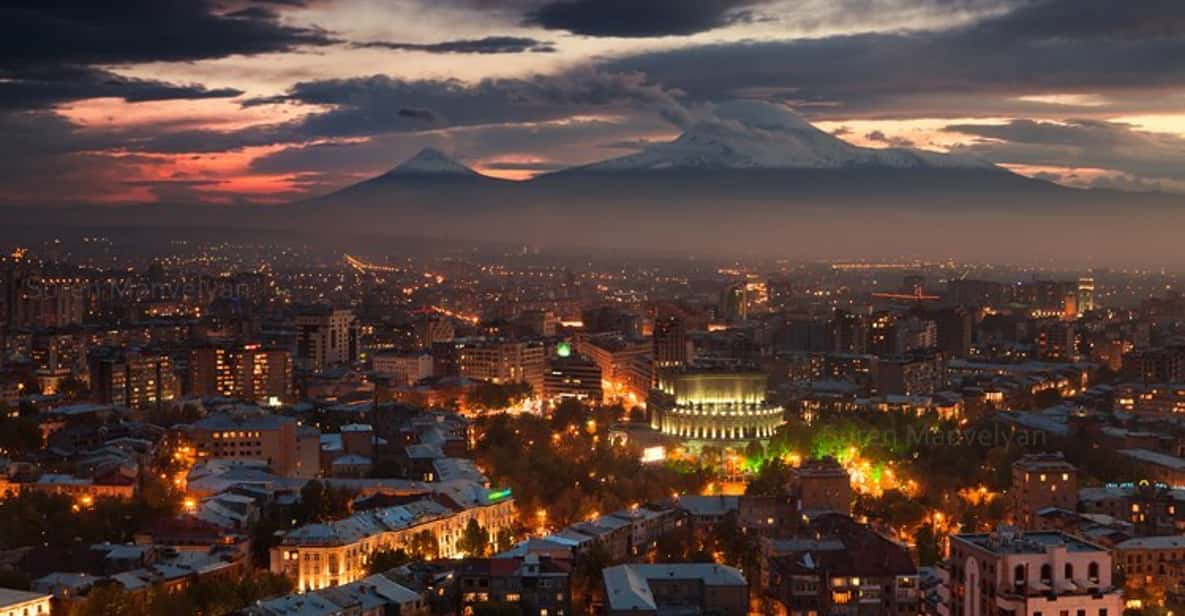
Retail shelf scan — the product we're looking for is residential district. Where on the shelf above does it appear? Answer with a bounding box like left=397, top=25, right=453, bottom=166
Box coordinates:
left=1, top=237, right=1185, bottom=616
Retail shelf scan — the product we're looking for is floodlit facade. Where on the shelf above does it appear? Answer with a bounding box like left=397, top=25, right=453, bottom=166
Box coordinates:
left=271, top=487, right=515, bottom=592
left=651, top=368, right=784, bottom=441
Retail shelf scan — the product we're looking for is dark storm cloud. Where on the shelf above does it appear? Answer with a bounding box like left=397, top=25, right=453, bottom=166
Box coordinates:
left=242, top=70, right=685, bottom=139
left=606, top=0, right=1185, bottom=117
left=945, top=119, right=1185, bottom=181
left=0, top=0, right=331, bottom=110
left=398, top=108, right=442, bottom=122
left=0, top=0, right=334, bottom=69
left=865, top=130, right=914, bottom=147
left=355, top=36, right=556, bottom=54
left=524, top=0, right=770, bottom=37
left=247, top=113, right=667, bottom=178
left=0, top=66, right=242, bottom=111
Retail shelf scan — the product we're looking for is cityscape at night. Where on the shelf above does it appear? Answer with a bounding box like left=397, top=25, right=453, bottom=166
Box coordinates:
left=2, top=2, right=1185, bottom=616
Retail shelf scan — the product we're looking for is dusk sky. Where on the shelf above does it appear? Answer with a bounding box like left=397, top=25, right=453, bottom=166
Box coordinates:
left=5, top=0, right=1185, bottom=206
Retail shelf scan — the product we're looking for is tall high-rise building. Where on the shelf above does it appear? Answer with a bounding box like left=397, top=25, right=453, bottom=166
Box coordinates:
left=1124, top=345, right=1185, bottom=383
left=456, top=338, right=545, bottom=393
left=932, top=306, right=973, bottom=357
left=188, top=343, right=292, bottom=402
left=2, top=263, right=86, bottom=329
left=543, top=351, right=603, bottom=402
left=719, top=282, right=748, bottom=322
left=653, top=314, right=689, bottom=371
left=830, top=309, right=868, bottom=354
left=296, top=307, right=358, bottom=371
left=413, top=315, right=455, bottom=348
left=88, top=347, right=178, bottom=409
left=1076, top=277, right=1096, bottom=315
left=946, top=279, right=1011, bottom=308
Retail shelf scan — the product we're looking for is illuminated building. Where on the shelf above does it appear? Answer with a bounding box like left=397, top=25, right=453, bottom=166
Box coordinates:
left=188, top=343, right=292, bottom=402
left=0, top=588, right=52, bottom=616
left=1117, top=449, right=1185, bottom=487
left=413, top=314, right=456, bottom=347
left=176, top=411, right=319, bottom=478
left=939, top=529, right=1121, bottom=616
left=602, top=564, right=747, bottom=616
left=0, top=472, right=136, bottom=501
left=650, top=367, right=784, bottom=441
left=1113, top=383, right=1185, bottom=418
left=875, top=350, right=943, bottom=396
left=372, top=351, right=434, bottom=386
left=455, top=338, right=545, bottom=393
left=296, top=306, right=359, bottom=372
left=1019, top=279, right=1079, bottom=314
left=1124, top=345, right=1185, bottom=384
left=256, top=572, right=424, bottom=616
left=31, top=331, right=86, bottom=395
left=1011, top=453, right=1079, bottom=528
left=1077, top=277, right=1096, bottom=315
left=788, top=457, right=851, bottom=515
left=830, top=309, right=868, bottom=354
left=652, top=313, right=689, bottom=371
left=867, top=311, right=898, bottom=355
left=785, top=351, right=878, bottom=391
left=1079, top=483, right=1185, bottom=536
left=1114, top=535, right=1185, bottom=603
left=581, top=305, right=642, bottom=337
left=270, top=488, right=515, bottom=592
left=575, top=332, right=652, bottom=402
left=764, top=514, right=917, bottom=616
left=2, top=263, right=85, bottom=329
left=543, top=352, right=602, bottom=402
left=458, top=555, right=570, bottom=616
left=88, top=346, right=178, bottom=409
left=1037, top=321, right=1077, bottom=361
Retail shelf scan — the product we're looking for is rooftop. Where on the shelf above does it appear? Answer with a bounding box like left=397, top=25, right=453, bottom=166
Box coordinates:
left=954, top=529, right=1108, bottom=555
left=0, top=588, right=50, bottom=608
left=602, top=564, right=746, bottom=612
left=1118, top=448, right=1185, bottom=471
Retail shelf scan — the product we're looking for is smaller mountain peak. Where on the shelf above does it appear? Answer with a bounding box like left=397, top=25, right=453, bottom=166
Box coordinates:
left=389, top=147, right=476, bottom=176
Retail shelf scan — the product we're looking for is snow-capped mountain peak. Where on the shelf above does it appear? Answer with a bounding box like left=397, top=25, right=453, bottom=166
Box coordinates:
left=580, top=100, right=994, bottom=172
left=387, top=148, right=477, bottom=176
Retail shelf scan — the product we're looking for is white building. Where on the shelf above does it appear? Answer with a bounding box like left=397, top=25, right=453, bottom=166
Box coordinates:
left=0, top=588, right=52, bottom=616
left=939, top=527, right=1122, bottom=616
left=373, top=352, right=434, bottom=386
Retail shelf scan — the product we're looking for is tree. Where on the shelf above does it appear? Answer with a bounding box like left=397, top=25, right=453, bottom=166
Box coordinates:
left=57, top=376, right=90, bottom=401
left=495, top=528, right=516, bottom=554
left=70, top=583, right=144, bottom=616
left=746, top=458, right=789, bottom=496
left=467, top=382, right=533, bottom=412
left=0, top=415, right=42, bottom=456
left=916, top=523, right=941, bottom=566
left=368, top=548, right=411, bottom=574
left=411, top=529, right=439, bottom=560
left=296, top=480, right=354, bottom=524
left=457, top=518, right=490, bottom=557
left=743, top=440, right=765, bottom=463
left=550, top=398, right=585, bottom=430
